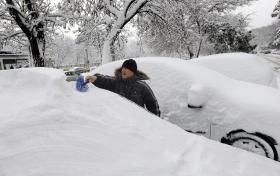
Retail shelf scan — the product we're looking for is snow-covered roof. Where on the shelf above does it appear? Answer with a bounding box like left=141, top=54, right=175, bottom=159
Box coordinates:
left=0, top=54, right=29, bottom=59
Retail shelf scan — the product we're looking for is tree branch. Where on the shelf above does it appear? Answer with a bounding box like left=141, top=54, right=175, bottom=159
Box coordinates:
left=104, top=0, right=119, bottom=17
left=126, top=0, right=149, bottom=21
left=208, top=2, right=223, bottom=12
left=138, top=10, right=167, bottom=24
left=6, top=4, right=27, bottom=19
left=5, top=0, right=31, bottom=38
left=124, top=0, right=137, bottom=17
left=1, top=30, right=24, bottom=40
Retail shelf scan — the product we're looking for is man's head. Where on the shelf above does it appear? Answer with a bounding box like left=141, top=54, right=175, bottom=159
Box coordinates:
left=121, top=59, right=137, bottom=79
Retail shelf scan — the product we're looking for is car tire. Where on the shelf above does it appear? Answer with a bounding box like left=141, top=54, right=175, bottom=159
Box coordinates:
left=221, top=130, right=278, bottom=160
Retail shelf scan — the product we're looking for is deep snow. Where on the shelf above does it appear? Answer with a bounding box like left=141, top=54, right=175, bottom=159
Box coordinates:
left=190, top=53, right=278, bottom=88
left=0, top=68, right=280, bottom=175
left=93, top=56, right=280, bottom=161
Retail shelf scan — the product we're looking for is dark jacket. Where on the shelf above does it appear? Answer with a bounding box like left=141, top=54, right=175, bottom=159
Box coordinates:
left=92, top=68, right=161, bottom=116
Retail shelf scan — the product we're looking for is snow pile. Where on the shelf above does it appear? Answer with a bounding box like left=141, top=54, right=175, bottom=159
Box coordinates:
left=0, top=68, right=280, bottom=175
left=190, top=53, right=278, bottom=88
left=187, top=84, right=208, bottom=107
left=93, top=57, right=280, bottom=153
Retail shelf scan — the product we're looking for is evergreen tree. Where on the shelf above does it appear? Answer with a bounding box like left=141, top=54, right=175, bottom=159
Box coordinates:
left=205, top=23, right=256, bottom=53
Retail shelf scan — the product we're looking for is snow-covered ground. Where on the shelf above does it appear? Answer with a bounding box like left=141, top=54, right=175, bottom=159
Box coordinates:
left=258, top=54, right=280, bottom=87
left=0, top=68, right=280, bottom=175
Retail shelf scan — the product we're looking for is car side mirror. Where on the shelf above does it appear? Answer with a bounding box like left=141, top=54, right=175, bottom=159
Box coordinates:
left=187, top=84, right=208, bottom=109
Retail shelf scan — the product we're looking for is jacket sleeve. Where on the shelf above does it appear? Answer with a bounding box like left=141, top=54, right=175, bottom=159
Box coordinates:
left=142, top=82, right=161, bottom=117
left=92, top=73, right=117, bottom=92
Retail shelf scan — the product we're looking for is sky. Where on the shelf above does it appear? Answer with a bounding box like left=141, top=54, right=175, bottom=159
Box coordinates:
left=237, top=0, right=279, bottom=29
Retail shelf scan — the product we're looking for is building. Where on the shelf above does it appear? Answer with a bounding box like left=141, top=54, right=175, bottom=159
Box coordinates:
left=0, top=51, right=29, bottom=70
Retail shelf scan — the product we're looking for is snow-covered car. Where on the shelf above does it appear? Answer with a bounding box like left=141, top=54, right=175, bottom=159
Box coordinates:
left=64, top=70, right=75, bottom=76
left=1, top=68, right=280, bottom=175
left=260, top=50, right=272, bottom=54
left=90, top=66, right=98, bottom=72
left=271, top=49, right=280, bottom=55
left=190, top=53, right=278, bottom=88
left=70, top=66, right=89, bottom=73
left=65, top=67, right=89, bottom=81
left=93, top=56, right=280, bottom=161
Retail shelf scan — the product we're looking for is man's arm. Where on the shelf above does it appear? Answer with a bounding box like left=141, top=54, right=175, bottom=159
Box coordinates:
left=86, top=75, right=97, bottom=83
left=86, top=74, right=116, bottom=92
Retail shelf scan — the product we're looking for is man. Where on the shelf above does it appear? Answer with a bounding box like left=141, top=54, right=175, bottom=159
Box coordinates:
left=86, top=59, right=161, bottom=117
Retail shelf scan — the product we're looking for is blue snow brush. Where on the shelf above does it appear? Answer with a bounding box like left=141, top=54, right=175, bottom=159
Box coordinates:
left=76, top=75, right=89, bottom=92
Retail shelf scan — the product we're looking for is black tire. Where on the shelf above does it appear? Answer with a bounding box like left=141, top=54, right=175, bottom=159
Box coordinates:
left=221, top=131, right=278, bottom=160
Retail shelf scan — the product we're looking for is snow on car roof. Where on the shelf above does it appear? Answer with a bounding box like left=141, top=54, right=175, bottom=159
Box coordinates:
left=0, top=68, right=280, bottom=175
left=190, top=53, right=278, bottom=87
left=69, top=67, right=87, bottom=72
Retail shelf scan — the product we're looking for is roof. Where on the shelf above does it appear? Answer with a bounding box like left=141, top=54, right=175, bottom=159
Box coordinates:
left=0, top=51, right=13, bottom=54
left=0, top=53, right=29, bottom=60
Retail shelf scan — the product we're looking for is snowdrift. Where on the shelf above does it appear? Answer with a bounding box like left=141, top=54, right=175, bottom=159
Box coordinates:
left=0, top=68, right=279, bottom=175
left=190, top=53, right=278, bottom=87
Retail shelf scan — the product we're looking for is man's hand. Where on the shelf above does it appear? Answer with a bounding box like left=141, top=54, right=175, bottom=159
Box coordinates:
left=85, top=75, right=97, bottom=83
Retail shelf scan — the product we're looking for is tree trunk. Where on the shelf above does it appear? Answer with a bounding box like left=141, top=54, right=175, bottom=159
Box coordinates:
left=196, top=38, right=203, bottom=58
left=102, top=25, right=121, bottom=64
left=102, top=40, right=112, bottom=64
left=187, top=46, right=194, bottom=59
left=196, top=20, right=202, bottom=58
left=29, top=37, right=44, bottom=67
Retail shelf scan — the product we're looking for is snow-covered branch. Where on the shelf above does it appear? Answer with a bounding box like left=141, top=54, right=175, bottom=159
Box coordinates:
left=1, top=30, right=23, bottom=40
left=5, top=4, right=26, bottom=19
left=124, top=0, right=136, bottom=17
left=104, top=0, right=119, bottom=17
left=138, top=9, right=167, bottom=24
left=272, top=0, right=280, bottom=18
left=126, top=0, right=148, bottom=20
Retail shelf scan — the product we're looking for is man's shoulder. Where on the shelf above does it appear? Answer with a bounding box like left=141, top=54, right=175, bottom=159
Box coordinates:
left=136, top=80, right=152, bottom=91
left=136, top=80, right=148, bottom=86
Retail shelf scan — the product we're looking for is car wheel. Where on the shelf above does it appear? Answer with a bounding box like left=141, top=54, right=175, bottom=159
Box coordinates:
left=221, top=131, right=278, bottom=160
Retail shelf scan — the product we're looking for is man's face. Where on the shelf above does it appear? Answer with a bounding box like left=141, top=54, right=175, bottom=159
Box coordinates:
left=121, top=67, right=134, bottom=79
